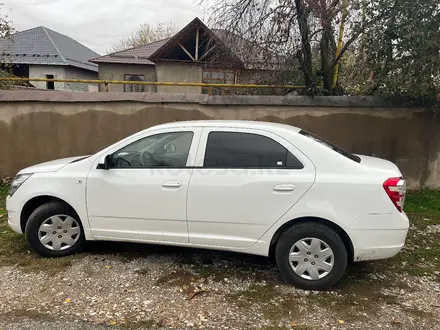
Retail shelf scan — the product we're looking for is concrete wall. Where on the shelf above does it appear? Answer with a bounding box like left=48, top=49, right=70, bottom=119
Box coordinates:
left=64, top=66, right=98, bottom=92
left=97, top=63, right=157, bottom=93
left=155, top=62, right=202, bottom=94
left=0, top=91, right=439, bottom=189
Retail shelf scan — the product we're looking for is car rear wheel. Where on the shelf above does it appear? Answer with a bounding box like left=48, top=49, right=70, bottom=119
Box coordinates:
left=25, top=201, right=86, bottom=257
left=275, top=222, right=347, bottom=290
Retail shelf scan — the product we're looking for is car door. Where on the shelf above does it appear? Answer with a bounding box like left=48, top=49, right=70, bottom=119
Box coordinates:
left=187, top=127, right=315, bottom=248
left=86, top=127, right=202, bottom=243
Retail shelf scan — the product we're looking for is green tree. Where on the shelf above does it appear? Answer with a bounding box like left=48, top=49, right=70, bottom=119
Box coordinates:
left=110, top=22, right=177, bottom=52
left=198, top=0, right=374, bottom=94
left=0, top=2, right=15, bottom=89
left=199, top=0, right=439, bottom=101
left=358, top=0, right=440, bottom=102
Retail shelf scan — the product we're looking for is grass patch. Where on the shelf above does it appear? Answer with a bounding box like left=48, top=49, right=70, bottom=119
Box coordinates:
left=307, top=263, right=397, bottom=320
left=119, top=319, right=159, bottom=329
left=263, top=326, right=313, bottom=330
left=0, top=185, right=8, bottom=216
left=2, top=308, right=53, bottom=322
left=405, top=189, right=440, bottom=215
left=230, top=284, right=300, bottom=322
left=230, top=283, right=279, bottom=303
left=307, top=274, right=400, bottom=321
left=386, top=214, right=440, bottom=279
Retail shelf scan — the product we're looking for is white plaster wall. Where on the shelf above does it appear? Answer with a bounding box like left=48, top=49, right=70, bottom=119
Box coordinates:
left=29, top=65, right=66, bottom=90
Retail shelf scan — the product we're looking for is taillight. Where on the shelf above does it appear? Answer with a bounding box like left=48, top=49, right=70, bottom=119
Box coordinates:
left=383, top=177, right=406, bottom=212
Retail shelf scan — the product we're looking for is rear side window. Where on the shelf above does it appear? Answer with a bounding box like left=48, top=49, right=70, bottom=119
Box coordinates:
left=299, top=130, right=361, bottom=163
left=203, top=132, right=303, bottom=169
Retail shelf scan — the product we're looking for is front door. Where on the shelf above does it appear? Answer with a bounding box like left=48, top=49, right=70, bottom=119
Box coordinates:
left=187, top=128, right=315, bottom=248
left=86, top=128, right=201, bottom=243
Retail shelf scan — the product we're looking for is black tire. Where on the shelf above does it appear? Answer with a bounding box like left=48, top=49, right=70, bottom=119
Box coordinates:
left=275, top=222, right=347, bottom=290
left=25, top=201, right=86, bottom=258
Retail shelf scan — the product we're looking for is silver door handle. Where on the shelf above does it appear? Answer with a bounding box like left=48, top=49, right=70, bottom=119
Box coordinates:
left=162, top=180, right=182, bottom=188
left=273, top=184, right=296, bottom=192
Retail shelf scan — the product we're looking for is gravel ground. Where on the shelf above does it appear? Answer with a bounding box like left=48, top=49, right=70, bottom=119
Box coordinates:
left=0, top=319, right=130, bottom=330
left=0, top=242, right=439, bottom=330
left=1, top=187, right=440, bottom=330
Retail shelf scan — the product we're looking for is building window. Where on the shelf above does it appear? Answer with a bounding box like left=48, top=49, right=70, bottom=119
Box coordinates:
left=202, top=69, right=235, bottom=95
left=124, top=74, right=145, bottom=92
left=46, top=74, right=54, bottom=90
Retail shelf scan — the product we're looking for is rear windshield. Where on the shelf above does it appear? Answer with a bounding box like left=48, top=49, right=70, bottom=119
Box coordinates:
left=299, top=130, right=361, bottom=163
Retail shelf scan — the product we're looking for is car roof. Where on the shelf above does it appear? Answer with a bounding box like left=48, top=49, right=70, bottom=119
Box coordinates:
left=150, top=120, right=301, bottom=133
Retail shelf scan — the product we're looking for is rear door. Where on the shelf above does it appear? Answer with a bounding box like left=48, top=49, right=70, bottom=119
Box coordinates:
left=187, top=127, right=315, bottom=248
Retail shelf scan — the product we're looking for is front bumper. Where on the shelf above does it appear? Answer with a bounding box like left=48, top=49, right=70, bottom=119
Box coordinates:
left=347, top=211, right=409, bottom=261
left=6, top=196, right=23, bottom=234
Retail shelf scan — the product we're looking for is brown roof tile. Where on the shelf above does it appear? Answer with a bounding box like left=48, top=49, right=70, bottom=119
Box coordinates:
left=89, top=18, right=278, bottom=70
left=89, top=38, right=170, bottom=65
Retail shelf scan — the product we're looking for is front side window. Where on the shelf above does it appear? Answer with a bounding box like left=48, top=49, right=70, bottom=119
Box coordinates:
left=111, top=131, right=193, bottom=168
left=203, top=132, right=303, bottom=169
left=124, top=74, right=145, bottom=92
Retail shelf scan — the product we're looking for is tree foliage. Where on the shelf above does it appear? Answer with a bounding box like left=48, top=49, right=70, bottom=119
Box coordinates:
left=199, top=0, right=365, bottom=94
left=0, top=2, right=13, bottom=38
left=359, top=0, right=440, bottom=101
left=199, top=0, right=439, bottom=101
left=0, top=2, right=15, bottom=89
left=110, top=22, right=177, bottom=52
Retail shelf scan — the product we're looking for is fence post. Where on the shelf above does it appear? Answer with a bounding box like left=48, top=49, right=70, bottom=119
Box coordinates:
left=104, top=82, right=109, bottom=92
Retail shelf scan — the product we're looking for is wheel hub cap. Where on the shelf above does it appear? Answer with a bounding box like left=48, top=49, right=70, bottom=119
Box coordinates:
left=288, top=237, right=334, bottom=280
left=38, top=215, right=80, bottom=251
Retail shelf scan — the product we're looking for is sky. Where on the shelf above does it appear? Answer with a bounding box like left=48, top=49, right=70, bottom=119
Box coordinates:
left=3, top=0, right=204, bottom=55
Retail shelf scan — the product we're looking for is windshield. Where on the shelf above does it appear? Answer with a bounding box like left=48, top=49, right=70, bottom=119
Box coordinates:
left=299, top=130, right=361, bottom=163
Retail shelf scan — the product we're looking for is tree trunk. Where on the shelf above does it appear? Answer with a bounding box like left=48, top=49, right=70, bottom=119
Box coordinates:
left=320, top=30, right=331, bottom=92
left=295, top=0, right=313, bottom=89
left=319, top=0, right=333, bottom=93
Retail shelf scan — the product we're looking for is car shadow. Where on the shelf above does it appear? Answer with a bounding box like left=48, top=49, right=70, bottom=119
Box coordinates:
left=82, top=240, right=384, bottom=288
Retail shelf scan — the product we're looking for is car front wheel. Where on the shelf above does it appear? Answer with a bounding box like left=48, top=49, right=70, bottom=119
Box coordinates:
left=25, top=201, right=86, bottom=257
left=275, top=222, right=348, bottom=290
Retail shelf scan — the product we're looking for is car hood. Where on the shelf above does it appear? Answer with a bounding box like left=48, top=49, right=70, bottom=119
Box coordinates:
left=357, top=154, right=402, bottom=176
left=18, top=156, right=90, bottom=174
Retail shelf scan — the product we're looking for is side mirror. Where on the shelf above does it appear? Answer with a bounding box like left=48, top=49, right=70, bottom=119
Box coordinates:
left=97, top=154, right=111, bottom=170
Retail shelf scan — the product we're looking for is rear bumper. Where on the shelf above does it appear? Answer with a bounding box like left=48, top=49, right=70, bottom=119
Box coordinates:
left=347, top=211, right=409, bottom=261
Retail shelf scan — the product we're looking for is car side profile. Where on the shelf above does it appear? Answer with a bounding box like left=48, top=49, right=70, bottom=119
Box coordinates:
left=6, top=120, right=409, bottom=290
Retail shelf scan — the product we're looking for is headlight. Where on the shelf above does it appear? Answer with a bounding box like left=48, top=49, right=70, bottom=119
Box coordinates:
left=8, top=174, right=33, bottom=197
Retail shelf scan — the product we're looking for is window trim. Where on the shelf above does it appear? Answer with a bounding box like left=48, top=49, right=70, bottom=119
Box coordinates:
left=109, top=131, right=195, bottom=169
left=299, top=130, right=361, bottom=163
left=202, top=131, right=304, bottom=169
left=202, top=68, right=236, bottom=95
left=124, top=73, right=145, bottom=93
left=46, top=74, right=55, bottom=90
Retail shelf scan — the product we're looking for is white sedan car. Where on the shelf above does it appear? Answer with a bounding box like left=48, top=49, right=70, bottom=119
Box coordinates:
left=6, top=120, right=408, bottom=290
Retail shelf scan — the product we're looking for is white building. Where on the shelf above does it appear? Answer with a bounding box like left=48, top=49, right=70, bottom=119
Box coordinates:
left=0, top=26, right=99, bottom=92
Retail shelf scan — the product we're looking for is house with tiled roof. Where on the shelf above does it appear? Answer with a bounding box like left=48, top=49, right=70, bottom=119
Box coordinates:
left=0, top=26, right=100, bottom=91
left=90, top=17, right=277, bottom=94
